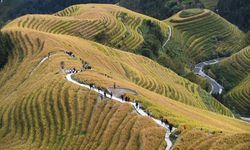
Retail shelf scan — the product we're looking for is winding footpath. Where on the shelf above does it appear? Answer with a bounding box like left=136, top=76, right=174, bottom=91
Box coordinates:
left=240, top=117, right=250, bottom=122
left=162, top=26, right=173, bottom=48
left=36, top=55, right=176, bottom=150
left=193, top=58, right=224, bottom=95
left=66, top=73, right=176, bottom=150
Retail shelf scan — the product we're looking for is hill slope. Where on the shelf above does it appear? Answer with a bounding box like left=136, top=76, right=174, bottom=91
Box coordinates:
left=208, top=46, right=250, bottom=116
left=6, top=4, right=168, bottom=54
left=0, top=4, right=250, bottom=149
left=166, top=9, right=247, bottom=64
left=2, top=4, right=231, bottom=116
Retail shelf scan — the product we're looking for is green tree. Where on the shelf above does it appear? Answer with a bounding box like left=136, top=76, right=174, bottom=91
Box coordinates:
left=0, top=32, right=13, bottom=69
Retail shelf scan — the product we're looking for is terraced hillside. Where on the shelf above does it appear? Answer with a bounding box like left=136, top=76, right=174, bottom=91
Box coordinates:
left=210, top=46, right=250, bottom=90
left=4, top=4, right=222, bottom=112
left=226, top=76, right=250, bottom=116
left=208, top=46, right=250, bottom=116
left=5, top=4, right=168, bottom=53
left=173, top=128, right=250, bottom=149
left=166, top=9, right=247, bottom=64
left=0, top=30, right=167, bottom=149
left=1, top=4, right=250, bottom=149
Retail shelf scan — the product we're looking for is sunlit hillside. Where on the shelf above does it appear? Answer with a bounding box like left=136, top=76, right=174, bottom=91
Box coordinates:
left=166, top=9, right=247, bottom=63
left=0, top=4, right=250, bottom=150
left=5, top=4, right=168, bottom=53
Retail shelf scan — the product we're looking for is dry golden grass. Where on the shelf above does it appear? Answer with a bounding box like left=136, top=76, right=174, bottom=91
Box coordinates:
left=172, top=128, right=250, bottom=150
left=0, top=4, right=250, bottom=150
left=1, top=27, right=247, bottom=133
left=4, top=4, right=168, bottom=53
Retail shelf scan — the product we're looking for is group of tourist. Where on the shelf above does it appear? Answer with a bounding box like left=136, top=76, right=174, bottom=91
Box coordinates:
left=65, top=67, right=81, bottom=74
left=65, top=51, right=75, bottom=58
left=63, top=51, right=93, bottom=74
left=161, top=117, right=173, bottom=132
left=62, top=50, right=175, bottom=133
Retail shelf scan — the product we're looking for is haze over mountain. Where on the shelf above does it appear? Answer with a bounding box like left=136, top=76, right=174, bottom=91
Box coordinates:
left=0, top=1, right=250, bottom=150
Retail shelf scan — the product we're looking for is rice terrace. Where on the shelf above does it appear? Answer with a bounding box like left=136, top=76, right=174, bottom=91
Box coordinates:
left=0, top=0, right=250, bottom=150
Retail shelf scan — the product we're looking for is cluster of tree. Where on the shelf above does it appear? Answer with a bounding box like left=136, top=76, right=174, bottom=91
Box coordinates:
left=119, top=0, right=204, bottom=20
left=0, top=0, right=118, bottom=22
left=137, top=20, right=165, bottom=59
left=217, top=0, right=250, bottom=32
left=0, top=32, right=13, bottom=69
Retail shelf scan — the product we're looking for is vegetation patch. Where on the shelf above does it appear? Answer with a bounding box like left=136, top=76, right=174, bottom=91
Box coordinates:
left=0, top=32, right=13, bottom=69
left=137, top=20, right=165, bottom=59
left=179, top=9, right=204, bottom=18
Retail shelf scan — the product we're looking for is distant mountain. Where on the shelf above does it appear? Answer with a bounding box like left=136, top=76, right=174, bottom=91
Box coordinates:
left=0, top=0, right=118, bottom=23
left=119, top=0, right=206, bottom=20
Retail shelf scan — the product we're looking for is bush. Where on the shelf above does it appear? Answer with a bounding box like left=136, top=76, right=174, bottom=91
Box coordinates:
left=137, top=20, right=165, bottom=59
left=157, top=54, right=175, bottom=70
left=139, top=48, right=154, bottom=58
left=94, top=31, right=109, bottom=43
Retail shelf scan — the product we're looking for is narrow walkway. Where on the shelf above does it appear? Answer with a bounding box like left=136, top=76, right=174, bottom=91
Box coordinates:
left=107, top=87, right=138, bottom=97
left=30, top=54, right=56, bottom=75
left=240, top=117, right=250, bottom=122
left=193, top=58, right=224, bottom=95
left=66, top=74, right=176, bottom=150
left=34, top=52, right=176, bottom=149
left=162, top=26, right=173, bottom=48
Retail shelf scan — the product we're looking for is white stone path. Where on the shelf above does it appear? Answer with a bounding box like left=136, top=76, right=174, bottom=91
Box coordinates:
left=66, top=73, right=176, bottom=150
left=33, top=51, right=177, bottom=149
left=162, top=26, right=173, bottom=48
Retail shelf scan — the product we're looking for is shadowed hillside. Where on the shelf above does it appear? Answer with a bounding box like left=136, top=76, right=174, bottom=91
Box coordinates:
left=207, top=46, right=250, bottom=116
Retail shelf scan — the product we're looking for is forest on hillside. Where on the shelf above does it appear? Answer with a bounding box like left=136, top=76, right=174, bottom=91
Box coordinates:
left=217, top=0, right=250, bottom=32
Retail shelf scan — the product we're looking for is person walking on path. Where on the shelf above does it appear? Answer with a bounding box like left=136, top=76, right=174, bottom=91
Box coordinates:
left=104, top=91, right=107, bottom=98
left=165, top=119, right=169, bottom=125
left=169, top=124, right=173, bottom=132
left=48, top=52, right=51, bottom=59
left=135, top=100, right=139, bottom=109
left=110, top=92, right=113, bottom=99
left=89, top=84, right=93, bottom=90
left=160, top=117, right=164, bottom=124
left=100, top=94, right=104, bottom=100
